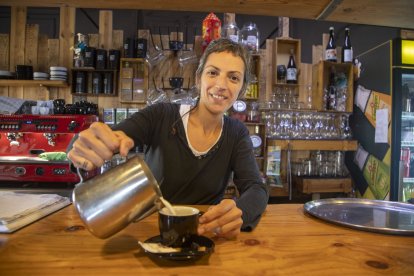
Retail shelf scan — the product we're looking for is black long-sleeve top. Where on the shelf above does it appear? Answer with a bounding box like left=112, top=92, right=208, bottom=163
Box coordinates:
left=113, top=103, right=268, bottom=230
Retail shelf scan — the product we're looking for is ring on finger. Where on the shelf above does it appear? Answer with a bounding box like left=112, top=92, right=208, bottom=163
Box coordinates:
left=82, top=159, right=88, bottom=170
left=213, top=227, right=221, bottom=235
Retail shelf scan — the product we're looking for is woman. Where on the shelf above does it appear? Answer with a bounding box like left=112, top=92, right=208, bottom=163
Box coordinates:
left=68, top=38, right=269, bottom=239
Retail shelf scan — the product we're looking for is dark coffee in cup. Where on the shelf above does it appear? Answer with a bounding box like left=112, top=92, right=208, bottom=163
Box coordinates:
left=158, top=206, right=199, bottom=248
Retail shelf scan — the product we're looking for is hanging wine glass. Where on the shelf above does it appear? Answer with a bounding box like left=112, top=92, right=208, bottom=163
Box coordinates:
left=340, top=113, right=353, bottom=139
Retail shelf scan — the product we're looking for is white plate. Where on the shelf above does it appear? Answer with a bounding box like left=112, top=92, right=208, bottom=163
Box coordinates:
left=50, top=66, right=67, bottom=71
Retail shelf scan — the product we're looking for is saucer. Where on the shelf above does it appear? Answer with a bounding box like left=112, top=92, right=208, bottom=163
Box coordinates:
left=139, top=235, right=214, bottom=261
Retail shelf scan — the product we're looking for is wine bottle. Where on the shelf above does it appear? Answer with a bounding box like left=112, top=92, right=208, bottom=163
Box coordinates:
left=286, top=49, right=297, bottom=84
left=341, top=27, right=353, bottom=63
left=327, top=66, right=337, bottom=110
left=325, top=26, right=337, bottom=62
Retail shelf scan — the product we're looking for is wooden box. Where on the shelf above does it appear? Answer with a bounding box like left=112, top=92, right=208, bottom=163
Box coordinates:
left=312, top=61, right=354, bottom=112
left=119, top=58, right=148, bottom=103
left=296, top=176, right=353, bottom=194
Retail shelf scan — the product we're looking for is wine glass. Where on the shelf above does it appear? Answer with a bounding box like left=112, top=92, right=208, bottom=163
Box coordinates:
left=340, top=114, right=353, bottom=139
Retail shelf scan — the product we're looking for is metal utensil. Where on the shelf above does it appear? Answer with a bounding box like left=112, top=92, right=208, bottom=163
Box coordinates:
left=72, top=155, right=163, bottom=239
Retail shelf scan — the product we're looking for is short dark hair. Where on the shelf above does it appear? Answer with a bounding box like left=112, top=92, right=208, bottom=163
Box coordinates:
left=195, top=38, right=251, bottom=97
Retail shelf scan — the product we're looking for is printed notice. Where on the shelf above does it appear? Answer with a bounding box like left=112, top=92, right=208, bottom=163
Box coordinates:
left=375, top=109, right=388, bottom=143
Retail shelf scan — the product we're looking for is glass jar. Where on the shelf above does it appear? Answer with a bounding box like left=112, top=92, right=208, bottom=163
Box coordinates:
left=247, top=101, right=261, bottom=123
left=222, top=22, right=239, bottom=43
left=239, top=22, right=259, bottom=52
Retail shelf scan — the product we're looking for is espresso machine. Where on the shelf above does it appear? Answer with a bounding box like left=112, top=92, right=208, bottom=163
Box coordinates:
left=0, top=114, right=98, bottom=184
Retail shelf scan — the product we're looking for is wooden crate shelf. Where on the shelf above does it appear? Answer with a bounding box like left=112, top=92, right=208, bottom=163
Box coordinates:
left=0, top=79, right=68, bottom=88
left=267, top=139, right=358, bottom=151
left=295, top=176, right=353, bottom=194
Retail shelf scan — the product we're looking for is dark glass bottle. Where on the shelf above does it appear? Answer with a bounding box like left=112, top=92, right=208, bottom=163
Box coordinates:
left=286, top=49, right=297, bottom=84
left=341, top=27, right=353, bottom=63
left=325, top=27, right=337, bottom=62
left=327, top=66, right=337, bottom=110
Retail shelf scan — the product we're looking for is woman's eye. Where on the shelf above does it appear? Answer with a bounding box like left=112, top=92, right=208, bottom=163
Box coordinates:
left=229, top=75, right=241, bottom=82
left=206, top=70, right=218, bottom=77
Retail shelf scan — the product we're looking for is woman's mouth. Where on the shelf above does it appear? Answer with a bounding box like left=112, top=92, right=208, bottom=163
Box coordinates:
left=209, top=92, right=227, bottom=100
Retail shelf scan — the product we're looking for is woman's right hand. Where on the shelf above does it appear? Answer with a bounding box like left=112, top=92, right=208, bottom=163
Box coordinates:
left=67, top=122, right=134, bottom=171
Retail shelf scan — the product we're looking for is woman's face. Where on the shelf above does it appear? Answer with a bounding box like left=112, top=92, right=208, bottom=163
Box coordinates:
left=198, top=51, right=245, bottom=115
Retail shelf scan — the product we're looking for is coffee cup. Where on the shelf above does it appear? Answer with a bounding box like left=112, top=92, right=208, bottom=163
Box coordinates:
left=158, top=206, right=200, bottom=248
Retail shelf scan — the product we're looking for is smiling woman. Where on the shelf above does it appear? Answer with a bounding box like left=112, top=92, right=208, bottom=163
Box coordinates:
left=67, top=38, right=269, bottom=240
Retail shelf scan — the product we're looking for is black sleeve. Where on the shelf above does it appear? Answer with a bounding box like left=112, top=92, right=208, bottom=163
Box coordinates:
left=231, top=124, right=269, bottom=231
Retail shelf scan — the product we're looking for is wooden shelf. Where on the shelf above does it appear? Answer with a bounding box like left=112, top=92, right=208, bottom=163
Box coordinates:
left=269, top=185, right=289, bottom=197
left=71, top=93, right=117, bottom=97
left=295, top=176, right=352, bottom=194
left=273, top=83, right=299, bottom=87
left=0, top=79, right=68, bottom=87
left=72, top=67, right=118, bottom=72
left=267, top=139, right=358, bottom=151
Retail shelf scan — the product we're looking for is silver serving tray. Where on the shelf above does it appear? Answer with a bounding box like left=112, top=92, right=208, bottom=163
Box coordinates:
left=304, top=198, right=414, bottom=236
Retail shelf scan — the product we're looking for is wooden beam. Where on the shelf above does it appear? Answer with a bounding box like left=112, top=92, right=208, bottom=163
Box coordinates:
left=99, top=10, right=113, bottom=50
left=0, top=34, right=9, bottom=97
left=0, top=34, right=9, bottom=71
left=9, top=6, right=26, bottom=99
left=1, top=0, right=414, bottom=29
left=37, top=34, right=49, bottom=72
left=59, top=6, right=75, bottom=102
left=10, top=6, right=26, bottom=71
left=25, top=24, right=39, bottom=69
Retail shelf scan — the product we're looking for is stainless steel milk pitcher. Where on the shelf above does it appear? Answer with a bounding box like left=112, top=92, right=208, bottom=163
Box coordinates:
left=72, top=155, right=162, bottom=239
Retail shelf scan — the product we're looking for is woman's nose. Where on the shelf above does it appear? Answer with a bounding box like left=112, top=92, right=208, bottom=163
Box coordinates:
left=215, top=75, right=227, bottom=89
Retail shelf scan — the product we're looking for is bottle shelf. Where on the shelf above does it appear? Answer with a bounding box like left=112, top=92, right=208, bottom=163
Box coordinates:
left=0, top=79, right=68, bottom=88
left=71, top=92, right=117, bottom=97
left=403, top=178, right=414, bottom=183
left=402, top=112, right=414, bottom=120
left=267, top=139, right=358, bottom=151
left=269, top=184, right=289, bottom=197
left=401, top=141, right=414, bottom=147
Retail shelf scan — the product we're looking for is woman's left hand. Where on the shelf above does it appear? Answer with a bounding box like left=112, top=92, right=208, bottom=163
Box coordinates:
left=198, top=199, right=243, bottom=239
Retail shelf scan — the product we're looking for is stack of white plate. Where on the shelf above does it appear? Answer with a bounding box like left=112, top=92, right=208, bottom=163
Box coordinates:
left=33, top=72, right=49, bottom=80
left=49, top=66, right=68, bottom=81
left=0, top=70, right=14, bottom=79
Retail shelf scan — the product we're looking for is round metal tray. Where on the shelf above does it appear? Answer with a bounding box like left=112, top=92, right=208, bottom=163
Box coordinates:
left=304, top=198, right=414, bottom=236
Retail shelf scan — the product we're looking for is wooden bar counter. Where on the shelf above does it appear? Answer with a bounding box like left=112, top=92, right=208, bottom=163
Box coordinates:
left=0, top=204, right=413, bottom=275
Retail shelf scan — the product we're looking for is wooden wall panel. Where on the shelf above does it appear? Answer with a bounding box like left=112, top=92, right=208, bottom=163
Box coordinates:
left=0, top=33, right=9, bottom=100
left=24, top=24, right=40, bottom=101
left=47, top=39, right=60, bottom=68
left=0, top=34, right=10, bottom=71
left=88, top=34, right=99, bottom=48
left=37, top=34, right=49, bottom=72
left=59, top=7, right=75, bottom=103
left=112, top=30, right=124, bottom=50
left=98, top=10, right=117, bottom=110
left=99, top=10, right=113, bottom=49
left=9, top=7, right=26, bottom=99
left=25, top=24, right=39, bottom=69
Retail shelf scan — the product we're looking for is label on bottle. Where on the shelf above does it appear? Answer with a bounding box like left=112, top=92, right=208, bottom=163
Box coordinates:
left=325, top=49, right=337, bottom=61
left=286, top=68, right=297, bottom=81
left=343, top=48, right=353, bottom=63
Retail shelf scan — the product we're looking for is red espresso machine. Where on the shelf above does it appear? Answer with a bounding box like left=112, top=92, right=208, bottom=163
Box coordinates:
left=0, top=114, right=97, bottom=183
